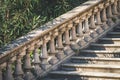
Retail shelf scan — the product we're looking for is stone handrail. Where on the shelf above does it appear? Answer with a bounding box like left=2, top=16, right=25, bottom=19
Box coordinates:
left=0, top=0, right=120, bottom=80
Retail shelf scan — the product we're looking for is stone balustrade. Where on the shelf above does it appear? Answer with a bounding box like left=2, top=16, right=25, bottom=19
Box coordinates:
left=0, top=0, right=120, bottom=80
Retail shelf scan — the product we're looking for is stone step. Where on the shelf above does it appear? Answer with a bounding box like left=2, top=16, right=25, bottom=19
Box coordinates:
left=49, top=71, right=120, bottom=80
left=71, top=57, right=120, bottom=64
left=98, top=38, right=120, bottom=44
left=90, top=43, right=120, bottom=50
left=79, top=50, right=120, bottom=58
left=61, top=63, right=120, bottom=73
left=107, top=32, right=120, bottom=38
left=113, top=27, right=120, bottom=32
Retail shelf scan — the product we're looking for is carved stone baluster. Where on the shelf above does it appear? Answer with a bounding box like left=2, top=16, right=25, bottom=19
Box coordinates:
left=83, top=17, right=92, bottom=42
left=113, top=1, right=119, bottom=15
left=0, top=69, right=2, bottom=80
left=107, top=4, right=114, bottom=26
left=5, top=61, right=14, bottom=80
left=90, top=14, right=96, bottom=29
left=77, top=21, right=86, bottom=47
left=118, top=0, right=120, bottom=12
left=24, top=48, right=35, bottom=80
left=41, top=39, right=51, bottom=70
left=56, top=33, right=65, bottom=60
left=33, top=44, right=43, bottom=76
left=101, top=8, right=109, bottom=30
left=71, top=22, right=77, bottom=41
left=77, top=21, right=83, bottom=37
left=96, top=10, right=102, bottom=25
left=58, top=33, right=64, bottom=49
left=14, top=54, right=24, bottom=80
left=84, top=17, right=89, bottom=34
left=49, top=36, right=58, bottom=65
left=112, top=0, right=120, bottom=23
left=64, top=28, right=70, bottom=46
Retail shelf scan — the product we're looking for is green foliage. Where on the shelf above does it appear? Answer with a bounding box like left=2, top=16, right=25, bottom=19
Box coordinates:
left=0, top=0, right=87, bottom=48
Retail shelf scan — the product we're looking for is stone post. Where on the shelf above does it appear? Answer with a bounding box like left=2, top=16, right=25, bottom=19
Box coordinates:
left=14, top=54, right=24, bottom=80
left=24, top=48, right=35, bottom=80
left=65, top=28, right=70, bottom=46
left=56, top=33, right=65, bottom=60
left=89, top=14, right=96, bottom=29
left=41, top=39, right=51, bottom=70
left=33, top=44, right=43, bottom=76
left=5, top=61, right=14, bottom=80
left=77, top=21, right=83, bottom=37
left=49, top=36, right=58, bottom=65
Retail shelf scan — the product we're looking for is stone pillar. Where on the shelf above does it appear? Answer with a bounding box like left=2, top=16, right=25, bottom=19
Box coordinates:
left=84, top=17, right=89, bottom=34
left=101, top=8, right=109, bottom=30
left=89, top=14, right=96, bottom=29
left=71, top=23, right=77, bottom=41
left=117, top=0, right=120, bottom=13
left=14, top=54, right=24, bottom=80
left=5, top=61, right=14, bottom=80
left=65, top=28, right=70, bottom=46
left=41, top=40, right=51, bottom=70
left=33, top=44, right=43, bottom=76
left=0, top=70, right=2, bottom=80
left=49, top=36, right=58, bottom=65
left=56, top=33, right=65, bottom=60
left=112, top=0, right=120, bottom=23
left=24, top=48, right=35, bottom=80
left=96, top=10, right=102, bottom=25
left=107, top=4, right=114, bottom=26
left=77, top=21, right=83, bottom=37
left=84, top=17, right=92, bottom=42
left=113, top=1, right=119, bottom=15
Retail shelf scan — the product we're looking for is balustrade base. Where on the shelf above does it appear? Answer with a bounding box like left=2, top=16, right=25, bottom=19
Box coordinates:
left=90, top=31, right=98, bottom=38
left=33, top=65, right=43, bottom=76
left=70, top=43, right=80, bottom=51
left=41, top=64, right=51, bottom=70
left=64, top=47, right=73, bottom=55
left=84, top=36, right=92, bottom=42
left=49, top=56, right=59, bottom=65
left=78, top=39, right=87, bottom=47
left=96, top=27, right=104, bottom=34
left=101, top=22, right=109, bottom=30
left=24, top=72, right=35, bottom=80
left=107, top=18, right=115, bottom=26
left=56, top=51, right=66, bottom=60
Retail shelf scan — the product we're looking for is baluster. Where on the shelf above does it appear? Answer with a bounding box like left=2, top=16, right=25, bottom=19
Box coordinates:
left=24, top=48, right=35, bottom=80
left=107, top=4, right=114, bottom=26
left=0, top=69, right=2, bottom=80
left=117, top=0, right=120, bottom=13
left=112, top=0, right=119, bottom=23
left=41, top=40, right=51, bottom=70
left=77, top=21, right=83, bottom=37
left=14, top=54, right=24, bottom=80
left=77, top=22, right=86, bottom=47
left=56, top=33, right=65, bottom=60
left=5, top=61, right=14, bottom=80
left=113, top=1, right=119, bottom=15
left=71, top=22, right=77, bottom=41
left=96, top=10, right=102, bottom=25
left=101, top=8, right=108, bottom=30
left=64, top=28, right=70, bottom=46
left=90, top=14, right=96, bottom=29
left=84, top=17, right=89, bottom=33
left=84, top=17, right=92, bottom=42
left=49, top=36, right=58, bottom=65
left=33, top=44, right=43, bottom=76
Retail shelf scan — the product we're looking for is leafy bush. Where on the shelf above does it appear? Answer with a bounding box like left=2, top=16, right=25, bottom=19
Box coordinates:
left=0, top=0, right=87, bottom=48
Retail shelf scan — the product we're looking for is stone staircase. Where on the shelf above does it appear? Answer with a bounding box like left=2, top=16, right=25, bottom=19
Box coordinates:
left=43, top=26, right=120, bottom=80
left=0, top=0, right=120, bottom=80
